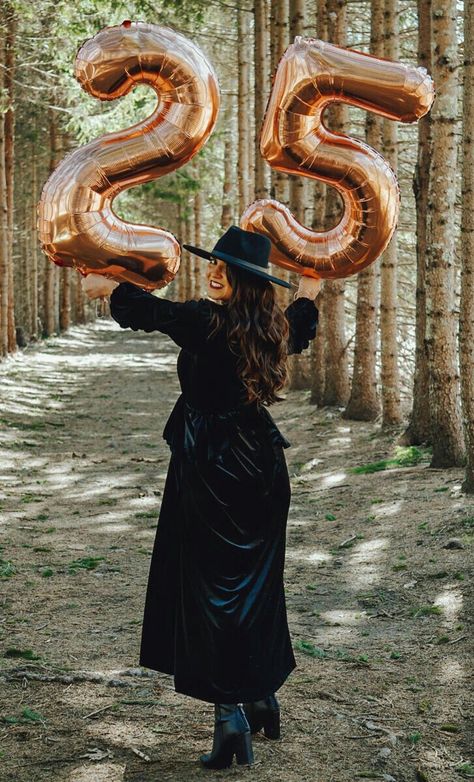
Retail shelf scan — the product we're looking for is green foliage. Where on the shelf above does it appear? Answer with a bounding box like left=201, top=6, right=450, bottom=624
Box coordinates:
left=68, top=556, right=105, bottom=573
left=295, top=640, right=327, bottom=658
left=0, top=559, right=15, bottom=579
left=4, top=648, right=41, bottom=660
left=351, top=446, right=430, bottom=474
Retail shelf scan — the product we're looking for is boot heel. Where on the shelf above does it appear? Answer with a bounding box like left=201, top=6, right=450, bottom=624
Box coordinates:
left=234, top=731, right=254, bottom=766
left=263, top=711, right=280, bottom=740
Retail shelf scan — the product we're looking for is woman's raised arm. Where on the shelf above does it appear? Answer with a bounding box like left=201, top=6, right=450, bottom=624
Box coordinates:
left=284, top=276, right=320, bottom=355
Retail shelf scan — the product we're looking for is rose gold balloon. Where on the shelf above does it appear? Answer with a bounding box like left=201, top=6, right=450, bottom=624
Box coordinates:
left=37, top=21, right=220, bottom=290
left=240, top=37, right=435, bottom=280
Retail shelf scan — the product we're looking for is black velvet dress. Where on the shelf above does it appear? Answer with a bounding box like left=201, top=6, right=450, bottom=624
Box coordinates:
left=109, top=282, right=318, bottom=704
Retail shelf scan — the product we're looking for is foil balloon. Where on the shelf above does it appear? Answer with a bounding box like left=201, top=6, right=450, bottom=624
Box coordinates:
left=37, top=21, right=220, bottom=290
left=240, top=37, right=435, bottom=279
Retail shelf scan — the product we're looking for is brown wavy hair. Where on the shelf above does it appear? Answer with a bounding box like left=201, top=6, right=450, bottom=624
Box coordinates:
left=206, top=263, right=290, bottom=406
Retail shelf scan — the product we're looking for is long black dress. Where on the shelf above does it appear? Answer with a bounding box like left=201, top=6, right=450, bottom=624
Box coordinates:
left=109, top=282, right=318, bottom=704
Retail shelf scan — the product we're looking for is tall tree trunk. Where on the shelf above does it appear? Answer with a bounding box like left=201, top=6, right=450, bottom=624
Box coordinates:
left=43, top=109, right=59, bottom=337
left=30, top=135, right=38, bottom=339
left=254, top=0, right=270, bottom=199
left=193, top=167, right=204, bottom=299
left=59, top=267, right=71, bottom=331
left=271, top=0, right=291, bottom=311
left=238, top=8, right=252, bottom=215
left=379, top=0, right=401, bottom=426
left=403, top=0, right=432, bottom=444
left=343, top=0, right=382, bottom=421
left=460, top=0, right=474, bottom=491
left=308, top=0, right=328, bottom=407
left=271, top=0, right=290, bottom=209
left=288, top=0, right=306, bottom=224
left=221, top=102, right=234, bottom=231
left=0, top=30, right=9, bottom=357
left=321, top=0, right=350, bottom=406
left=4, top=2, right=16, bottom=353
left=425, top=0, right=464, bottom=466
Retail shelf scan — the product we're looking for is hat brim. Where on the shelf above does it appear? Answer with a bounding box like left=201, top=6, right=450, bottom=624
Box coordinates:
left=182, top=243, right=293, bottom=289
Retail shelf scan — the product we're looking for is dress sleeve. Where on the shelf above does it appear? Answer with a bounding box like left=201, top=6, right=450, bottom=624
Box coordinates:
left=109, top=281, right=209, bottom=352
left=284, top=296, right=319, bottom=355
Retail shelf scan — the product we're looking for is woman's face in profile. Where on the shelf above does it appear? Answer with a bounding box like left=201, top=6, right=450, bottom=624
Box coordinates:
left=206, top=257, right=233, bottom=302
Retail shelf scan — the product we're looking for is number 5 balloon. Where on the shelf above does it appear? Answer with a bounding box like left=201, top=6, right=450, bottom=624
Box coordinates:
left=37, top=21, right=220, bottom=290
left=240, top=37, right=435, bottom=279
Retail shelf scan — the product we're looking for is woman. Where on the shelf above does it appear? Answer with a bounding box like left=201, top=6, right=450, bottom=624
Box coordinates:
left=82, top=226, right=321, bottom=770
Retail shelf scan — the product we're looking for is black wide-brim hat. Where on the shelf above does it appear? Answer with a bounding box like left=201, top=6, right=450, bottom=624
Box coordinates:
left=183, top=225, right=293, bottom=289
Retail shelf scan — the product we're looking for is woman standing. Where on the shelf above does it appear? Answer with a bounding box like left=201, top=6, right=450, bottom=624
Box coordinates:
left=82, top=226, right=320, bottom=769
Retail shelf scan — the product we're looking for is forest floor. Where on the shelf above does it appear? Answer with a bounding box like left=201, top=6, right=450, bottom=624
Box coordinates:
left=0, top=316, right=473, bottom=782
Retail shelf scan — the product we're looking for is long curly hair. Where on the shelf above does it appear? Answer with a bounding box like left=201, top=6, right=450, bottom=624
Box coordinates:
left=206, top=263, right=290, bottom=406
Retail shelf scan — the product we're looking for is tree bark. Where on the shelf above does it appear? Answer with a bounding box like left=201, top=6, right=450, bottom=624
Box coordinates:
left=0, top=29, right=9, bottom=357
left=321, top=0, right=350, bottom=407
left=254, top=0, right=270, bottom=199
left=343, top=0, right=383, bottom=421
left=43, top=109, right=59, bottom=337
left=460, top=0, right=474, bottom=491
left=193, top=173, right=204, bottom=300
left=271, top=0, right=290, bottom=208
left=238, top=8, right=252, bottom=215
left=378, top=0, right=401, bottom=426
left=403, top=0, right=432, bottom=444
left=425, top=0, right=464, bottom=466
left=4, top=2, right=16, bottom=353
left=221, top=102, right=234, bottom=231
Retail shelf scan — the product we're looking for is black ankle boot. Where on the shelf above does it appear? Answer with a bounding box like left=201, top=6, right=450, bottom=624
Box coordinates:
left=200, top=703, right=254, bottom=770
left=243, top=694, right=280, bottom=739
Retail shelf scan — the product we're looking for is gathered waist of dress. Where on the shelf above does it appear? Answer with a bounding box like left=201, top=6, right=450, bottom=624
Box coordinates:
left=162, top=394, right=291, bottom=459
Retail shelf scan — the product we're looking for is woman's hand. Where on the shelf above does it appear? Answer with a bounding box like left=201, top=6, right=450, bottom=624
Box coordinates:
left=294, top=274, right=322, bottom=302
left=81, top=273, right=120, bottom=300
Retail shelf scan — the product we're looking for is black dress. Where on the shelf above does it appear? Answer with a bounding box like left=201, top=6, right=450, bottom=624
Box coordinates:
left=109, top=282, right=318, bottom=704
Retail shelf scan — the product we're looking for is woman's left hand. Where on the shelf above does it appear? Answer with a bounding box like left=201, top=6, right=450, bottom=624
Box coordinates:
left=81, top=273, right=120, bottom=300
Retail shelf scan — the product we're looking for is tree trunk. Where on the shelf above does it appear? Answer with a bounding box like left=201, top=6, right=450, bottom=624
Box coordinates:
left=43, top=109, right=59, bottom=337
left=0, top=31, right=9, bottom=357
left=59, top=267, right=71, bottom=331
left=193, top=176, right=204, bottom=300
left=271, top=0, right=290, bottom=208
left=221, top=102, right=234, bottom=231
left=321, top=0, right=350, bottom=406
left=288, top=0, right=306, bottom=224
left=425, top=0, right=464, bottom=466
left=238, top=8, right=252, bottom=215
left=343, top=0, right=382, bottom=421
left=460, top=0, right=474, bottom=491
left=254, top=0, right=270, bottom=199
left=379, top=0, right=401, bottom=426
left=403, top=0, right=432, bottom=444
left=4, top=2, right=16, bottom=353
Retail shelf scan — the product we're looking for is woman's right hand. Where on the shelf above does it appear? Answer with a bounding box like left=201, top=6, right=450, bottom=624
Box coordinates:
left=294, top=274, right=322, bottom=302
left=81, top=273, right=120, bottom=300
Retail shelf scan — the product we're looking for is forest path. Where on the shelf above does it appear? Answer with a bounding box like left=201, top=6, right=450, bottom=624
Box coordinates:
left=0, top=319, right=472, bottom=782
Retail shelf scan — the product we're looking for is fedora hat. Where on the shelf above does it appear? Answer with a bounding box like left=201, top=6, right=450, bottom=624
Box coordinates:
left=182, top=225, right=292, bottom=289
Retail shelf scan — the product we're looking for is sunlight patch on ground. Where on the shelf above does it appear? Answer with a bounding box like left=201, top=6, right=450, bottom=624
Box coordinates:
left=286, top=547, right=332, bottom=565
left=320, top=609, right=367, bottom=626
left=433, top=585, right=463, bottom=626
left=67, top=763, right=125, bottom=782
left=300, top=456, right=324, bottom=472
left=87, top=719, right=163, bottom=748
left=321, top=470, right=347, bottom=487
left=372, top=500, right=403, bottom=518
left=437, top=656, right=465, bottom=684
left=345, top=537, right=390, bottom=589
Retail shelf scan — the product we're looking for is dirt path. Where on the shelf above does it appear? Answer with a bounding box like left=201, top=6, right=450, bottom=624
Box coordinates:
left=0, top=318, right=472, bottom=782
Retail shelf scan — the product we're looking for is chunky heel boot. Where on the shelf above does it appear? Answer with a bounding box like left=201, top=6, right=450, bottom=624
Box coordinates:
left=243, top=694, right=281, bottom=739
left=200, top=703, right=254, bottom=770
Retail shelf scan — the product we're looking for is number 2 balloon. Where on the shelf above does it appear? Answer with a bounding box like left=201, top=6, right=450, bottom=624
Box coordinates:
left=37, top=21, right=220, bottom=291
left=241, top=37, right=435, bottom=279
